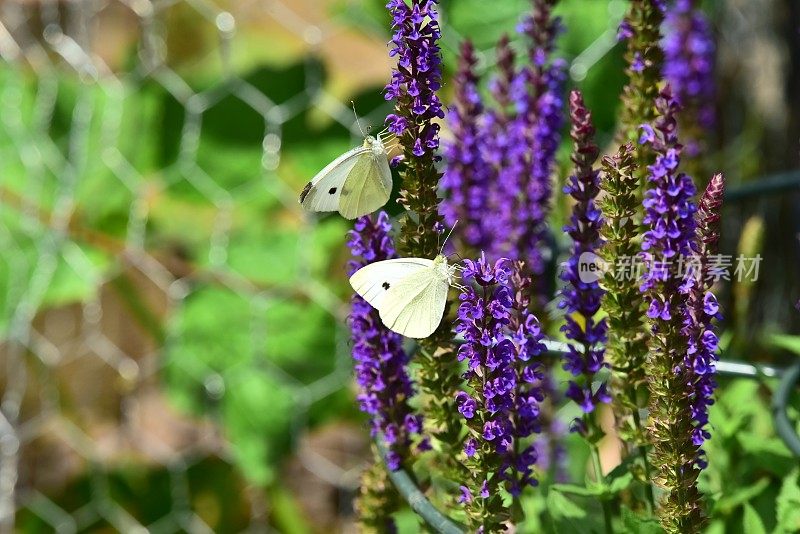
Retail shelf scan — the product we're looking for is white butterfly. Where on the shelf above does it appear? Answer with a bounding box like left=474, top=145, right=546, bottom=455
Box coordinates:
left=349, top=255, right=459, bottom=339
left=299, top=134, right=393, bottom=220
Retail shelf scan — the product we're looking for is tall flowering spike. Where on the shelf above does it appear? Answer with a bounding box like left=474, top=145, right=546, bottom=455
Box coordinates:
left=663, top=0, right=716, bottom=163
left=683, top=173, right=725, bottom=467
left=441, top=40, right=491, bottom=252
left=483, top=35, right=525, bottom=260
left=559, top=91, right=609, bottom=429
left=347, top=212, right=424, bottom=471
left=455, top=256, right=546, bottom=531
left=598, top=145, right=652, bottom=482
left=640, top=86, right=706, bottom=532
left=515, top=0, right=566, bottom=283
left=355, top=458, right=402, bottom=533
left=617, top=0, right=665, bottom=192
left=385, top=0, right=445, bottom=260
left=385, top=0, right=462, bottom=481
left=695, top=174, right=724, bottom=254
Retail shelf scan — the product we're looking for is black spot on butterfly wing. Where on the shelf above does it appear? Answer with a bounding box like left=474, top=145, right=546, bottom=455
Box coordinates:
left=299, top=181, right=313, bottom=203
left=382, top=282, right=390, bottom=290
left=328, top=187, right=337, bottom=194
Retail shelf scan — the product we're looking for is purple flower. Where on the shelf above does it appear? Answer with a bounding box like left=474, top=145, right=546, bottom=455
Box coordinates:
left=479, top=36, right=527, bottom=261
left=662, top=0, right=716, bottom=139
left=347, top=212, right=423, bottom=470
left=617, top=19, right=634, bottom=41
left=482, top=3, right=565, bottom=290
left=464, top=438, right=478, bottom=458
left=384, top=0, right=444, bottom=157
left=640, top=86, right=712, bottom=523
left=441, top=40, right=492, bottom=252
left=558, top=90, right=609, bottom=425
left=683, top=173, right=725, bottom=466
left=455, top=255, right=546, bottom=512
left=640, top=88, right=697, bottom=293
left=512, top=2, right=567, bottom=311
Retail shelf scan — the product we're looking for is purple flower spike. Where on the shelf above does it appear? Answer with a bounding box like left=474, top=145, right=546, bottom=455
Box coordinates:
left=683, top=172, right=725, bottom=466
left=441, top=40, right=492, bottom=252
left=640, top=88, right=697, bottom=291
left=347, top=212, right=423, bottom=470
left=515, top=2, right=566, bottom=279
left=385, top=0, right=444, bottom=156
left=559, top=90, right=608, bottom=427
left=455, top=255, right=546, bottom=528
left=640, top=86, right=711, bottom=528
left=663, top=0, right=716, bottom=155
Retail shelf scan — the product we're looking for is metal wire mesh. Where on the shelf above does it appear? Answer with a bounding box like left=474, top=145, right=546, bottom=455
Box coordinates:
left=0, top=0, right=663, bottom=531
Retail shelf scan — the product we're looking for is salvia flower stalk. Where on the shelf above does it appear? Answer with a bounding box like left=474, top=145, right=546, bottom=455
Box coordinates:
left=385, top=0, right=445, bottom=259
left=559, top=90, right=609, bottom=430
left=598, top=144, right=655, bottom=507
left=455, top=255, right=546, bottom=531
left=663, top=0, right=716, bottom=160
left=618, top=0, right=666, bottom=193
left=483, top=35, right=525, bottom=260
left=385, top=0, right=465, bottom=488
left=640, top=86, right=706, bottom=532
left=516, top=0, right=566, bottom=282
left=355, top=459, right=402, bottom=533
left=347, top=212, right=424, bottom=471
left=683, top=173, right=725, bottom=466
left=440, top=39, right=491, bottom=252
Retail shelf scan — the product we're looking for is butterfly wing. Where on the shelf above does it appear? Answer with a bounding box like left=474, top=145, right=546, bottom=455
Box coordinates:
left=300, top=146, right=369, bottom=213
left=349, top=258, right=434, bottom=311
left=338, top=154, right=392, bottom=219
left=379, top=267, right=449, bottom=339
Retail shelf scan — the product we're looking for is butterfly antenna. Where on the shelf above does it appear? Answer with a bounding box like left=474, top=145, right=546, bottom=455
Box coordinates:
left=439, top=220, right=458, bottom=255
left=351, top=101, right=366, bottom=137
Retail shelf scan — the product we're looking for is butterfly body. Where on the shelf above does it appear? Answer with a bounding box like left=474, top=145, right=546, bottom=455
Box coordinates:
left=350, top=254, right=456, bottom=339
left=300, top=135, right=392, bottom=219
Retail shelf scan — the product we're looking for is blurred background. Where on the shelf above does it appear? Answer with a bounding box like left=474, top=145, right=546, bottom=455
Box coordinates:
left=0, top=0, right=799, bottom=532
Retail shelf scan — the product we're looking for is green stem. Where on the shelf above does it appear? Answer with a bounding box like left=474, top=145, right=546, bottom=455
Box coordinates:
left=589, top=441, right=614, bottom=534
left=629, top=392, right=655, bottom=511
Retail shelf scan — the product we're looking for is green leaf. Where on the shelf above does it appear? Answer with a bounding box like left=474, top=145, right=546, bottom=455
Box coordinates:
left=606, top=469, right=635, bottom=495
left=546, top=490, right=599, bottom=533
left=764, top=333, right=800, bottom=356
left=705, top=520, right=726, bottom=534
left=776, top=469, right=800, bottom=533
left=620, top=506, right=663, bottom=534
left=713, top=478, right=770, bottom=516
left=742, top=503, right=767, bottom=534
left=737, top=434, right=795, bottom=477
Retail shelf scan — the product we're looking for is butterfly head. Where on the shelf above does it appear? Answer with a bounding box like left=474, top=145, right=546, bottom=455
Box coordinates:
left=364, top=135, right=387, bottom=157
left=433, top=254, right=460, bottom=285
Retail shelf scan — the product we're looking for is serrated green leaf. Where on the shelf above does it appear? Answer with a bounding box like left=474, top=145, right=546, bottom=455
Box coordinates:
left=742, top=503, right=767, bottom=534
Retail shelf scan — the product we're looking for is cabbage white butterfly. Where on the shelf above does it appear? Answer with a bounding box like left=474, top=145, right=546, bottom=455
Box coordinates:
left=299, top=134, right=393, bottom=220
left=349, top=255, right=459, bottom=339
